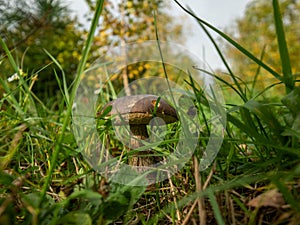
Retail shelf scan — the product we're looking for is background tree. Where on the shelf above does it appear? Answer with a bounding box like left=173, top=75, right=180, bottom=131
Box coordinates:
left=0, top=0, right=85, bottom=104
left=85, top=0, right=189, bottom=95
left=1, top=0, right=190, bottom=103
left=222, top=0, right=300, bottom=95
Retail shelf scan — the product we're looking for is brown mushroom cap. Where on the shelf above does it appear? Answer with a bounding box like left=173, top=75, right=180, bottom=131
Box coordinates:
left=101, top=94, right=178, bottom=125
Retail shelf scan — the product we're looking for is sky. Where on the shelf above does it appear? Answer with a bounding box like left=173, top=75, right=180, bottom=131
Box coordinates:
left=65, top=0, right=252, bottom=70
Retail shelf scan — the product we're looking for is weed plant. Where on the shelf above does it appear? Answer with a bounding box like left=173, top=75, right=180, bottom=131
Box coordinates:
left=0, top=0, right=300, bottom=224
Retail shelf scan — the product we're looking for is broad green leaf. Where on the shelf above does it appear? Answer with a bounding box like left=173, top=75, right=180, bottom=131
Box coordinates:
left=282, top=87, right=300, bottom=117
left=22, top=192, right=55, bottom=210
left=0, top=171, right=14, bottom=186
left=102, top=192, right=131, bottom=221
left=67, top=189, right=103, bottom=205
left=57, top=212, right=92, bottom=225
left=101, top=179, right=146, bottom=222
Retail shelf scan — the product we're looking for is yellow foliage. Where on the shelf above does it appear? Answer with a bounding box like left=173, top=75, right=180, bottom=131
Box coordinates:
left=144, top=63, right=150, bottom=69
left=126, top=1, right=133, bottom=8
left=138, top=66, right=144, bottom=72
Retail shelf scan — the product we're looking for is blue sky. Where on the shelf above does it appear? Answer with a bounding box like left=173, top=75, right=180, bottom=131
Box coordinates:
left=66, top=0, right=251, bottom=70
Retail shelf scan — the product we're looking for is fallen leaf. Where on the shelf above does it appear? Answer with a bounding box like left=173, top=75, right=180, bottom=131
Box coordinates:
left=248, top=189, right=285, bottom=208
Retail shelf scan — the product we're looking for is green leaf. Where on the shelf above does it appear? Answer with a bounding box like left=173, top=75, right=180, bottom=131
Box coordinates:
left=102, top=180, right=146, bottom=222
left=67, top=189, right=103, bottom=205
left=0, top=171, right=14, bottom=186
left=282, top=87, right=300, bottom=117
left=272, top=0, right=294, bottom=93
left=243, top=100, right=283, bottom=137
left=291, top=114, right=300, bottom=135
left=239, top=107, right=257, bottom=134
left=227, top=113, right=267, bottom=143
left=207, top=191, right=225, bottom=225
left=22, top=192, right=55, bottom=212
left=57, top=212, right=92, bottom=225
left=102, top=192, right=131, bottom=221
left=98, top=105, right=112, bottom=119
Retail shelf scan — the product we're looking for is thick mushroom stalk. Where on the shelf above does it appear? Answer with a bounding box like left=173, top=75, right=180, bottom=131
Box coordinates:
left=129, top=124, right=148, bottom=146
left=128, top=124, right=151, bottom=167
left=100, top=94, right=178, bottom=172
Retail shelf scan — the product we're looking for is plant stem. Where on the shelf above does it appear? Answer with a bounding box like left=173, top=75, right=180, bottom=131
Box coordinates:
left=272, top=0, right=294, bottom=93
left=38, top=0, right=105, bottom=208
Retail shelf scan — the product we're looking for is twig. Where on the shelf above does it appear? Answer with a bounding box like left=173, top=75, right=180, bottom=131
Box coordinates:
left=182, top=200, right=198, bottom=225
left=168, top=173, right=181, bottom=223
left=193, top=156, right=206, bottom=225
left=72, top=157, right=79, bottom=174
left=229, top=192, right=236, bottom=225
left=161, top=209, right=174, bottom=223
left=203, top=161, right=216, bottom=190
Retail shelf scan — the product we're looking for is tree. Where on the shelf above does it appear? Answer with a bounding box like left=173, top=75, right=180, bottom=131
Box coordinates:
left=85, top=0, right=188, bottom=95
left=222, top=0, right=300, bottom=94
left=1, top=0, right=191, bottom=103
left=0, top=0, right=85, bottom=103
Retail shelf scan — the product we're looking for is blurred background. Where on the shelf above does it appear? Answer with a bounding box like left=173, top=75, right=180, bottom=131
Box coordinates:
left=1, top=0, right=299, bottom=103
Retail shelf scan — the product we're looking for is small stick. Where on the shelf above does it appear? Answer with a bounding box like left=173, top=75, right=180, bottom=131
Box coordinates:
left=168, top=171, right=181, bottom=223
left=193, top=156, right=206, bottom=225
left=203, top=161, right=216, bottom=190
left=182, top=200, right=198, bottom=225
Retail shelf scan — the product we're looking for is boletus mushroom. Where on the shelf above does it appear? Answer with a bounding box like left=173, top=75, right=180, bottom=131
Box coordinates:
left=99, top=94, right=178, bottom=170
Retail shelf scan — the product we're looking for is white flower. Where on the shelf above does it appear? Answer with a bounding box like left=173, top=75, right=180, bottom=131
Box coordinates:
left=7, top=73, right=20, bottom=82
left=72, top=102, right=77, bottom=110
left=94, top=88, right=101, bottom=94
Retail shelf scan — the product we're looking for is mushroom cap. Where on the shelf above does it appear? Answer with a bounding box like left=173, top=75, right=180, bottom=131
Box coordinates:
left=100, top=94, right=178, bottom=125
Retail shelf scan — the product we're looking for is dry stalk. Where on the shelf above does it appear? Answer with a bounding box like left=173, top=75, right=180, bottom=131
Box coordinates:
left=182, top=158, right=216, bottom=224
left=193, top=156, right=206, bottom=225
left=182, top=200, right=198, bottom=225
left=168, top=172, right=181, bottom=223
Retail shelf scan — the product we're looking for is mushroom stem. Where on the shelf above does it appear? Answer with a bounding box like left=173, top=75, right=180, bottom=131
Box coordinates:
left=128, top=124, right=155, bottom=168
left=130, top=124, right=149, bottom=145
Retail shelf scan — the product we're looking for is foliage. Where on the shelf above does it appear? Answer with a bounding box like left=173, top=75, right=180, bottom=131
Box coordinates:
left=86, top=0, right=187, bottom=94
left=222, top=0, right=300, bottom=95
left=0, top=0, right=85, bottom=103
left=88, top=0, right=184, bottom=50
left=0, top=0, right=188, bottom=101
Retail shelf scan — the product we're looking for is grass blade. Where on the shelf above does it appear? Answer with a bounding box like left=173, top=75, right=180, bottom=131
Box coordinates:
left=0, top=38, right=25, bottom=114
left=207, top=191, right=225, bottom=225
left=272, top=0, right=294, bottom=93
left=187, top=6, right=247, bottom=102
left=44, top=49, right=70, bottom=105
left=251, top=45, right=266, bottom=97
left=39, top=0, right=105, bottom=207
left=243, top=100, right=284, bottom=142
left=173, top=0, right=283, bottom=83
left=272, top=176, right=300, bottom=212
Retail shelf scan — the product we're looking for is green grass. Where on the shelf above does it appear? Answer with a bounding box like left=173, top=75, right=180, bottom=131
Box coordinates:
left=1, top=0, right=300, bottom=224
